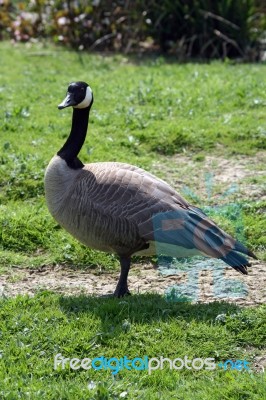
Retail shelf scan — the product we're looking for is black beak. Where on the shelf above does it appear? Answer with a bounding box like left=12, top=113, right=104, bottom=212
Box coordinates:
left=58, top=92, right=77, bottom=109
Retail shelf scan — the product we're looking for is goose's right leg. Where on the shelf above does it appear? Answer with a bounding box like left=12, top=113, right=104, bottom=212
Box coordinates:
left=113, top=256, right=131, bottom=297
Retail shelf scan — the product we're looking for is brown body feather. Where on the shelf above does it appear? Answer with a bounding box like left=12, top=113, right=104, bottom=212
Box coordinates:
left=45, top=156, right=240, bottom=260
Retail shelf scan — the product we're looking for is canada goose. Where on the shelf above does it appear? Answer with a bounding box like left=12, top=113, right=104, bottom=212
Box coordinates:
left=45, top=81, right=257, bottom=297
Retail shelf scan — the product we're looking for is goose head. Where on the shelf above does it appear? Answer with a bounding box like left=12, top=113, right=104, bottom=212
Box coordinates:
left=58, top=81, right=93, bottom=110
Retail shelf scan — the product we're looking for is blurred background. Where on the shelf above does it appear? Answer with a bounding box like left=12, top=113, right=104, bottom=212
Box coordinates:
left=1, top=0, right=266, bottom=61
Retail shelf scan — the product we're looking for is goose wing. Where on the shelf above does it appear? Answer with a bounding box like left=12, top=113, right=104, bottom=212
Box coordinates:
left=80, top=161, right=189, bottom=223
left=74, top=162, right=253, bottom=271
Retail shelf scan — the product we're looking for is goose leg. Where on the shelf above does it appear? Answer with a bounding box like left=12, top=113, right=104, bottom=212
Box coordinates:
left=114, top=256, right=131, bottom=297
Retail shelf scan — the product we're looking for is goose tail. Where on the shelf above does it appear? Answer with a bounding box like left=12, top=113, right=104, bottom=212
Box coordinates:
left=149, top=208, right=257, bottom=274
left=189, top=208, right=257, bottom=274
left=219, top=248, right=251, bottom=275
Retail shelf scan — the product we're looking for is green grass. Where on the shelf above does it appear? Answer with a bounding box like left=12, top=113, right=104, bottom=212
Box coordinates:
left=0, top=42, right=265, bottom=398
left=0, top=292, right=265, bottom=399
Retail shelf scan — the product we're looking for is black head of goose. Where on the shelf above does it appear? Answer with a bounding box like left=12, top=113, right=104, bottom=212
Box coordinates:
left=44, top=81, right=257, bottom=297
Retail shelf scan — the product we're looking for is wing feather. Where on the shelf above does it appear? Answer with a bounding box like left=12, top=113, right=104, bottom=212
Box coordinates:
left=69, top=162, right=255, bottom=266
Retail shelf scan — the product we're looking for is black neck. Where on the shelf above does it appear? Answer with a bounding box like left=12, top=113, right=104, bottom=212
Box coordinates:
left=57, top=105, right=91, bottom=169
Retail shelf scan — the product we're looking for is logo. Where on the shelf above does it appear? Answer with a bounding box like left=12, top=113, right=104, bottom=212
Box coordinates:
left=54, top=354, right=250, bottom=375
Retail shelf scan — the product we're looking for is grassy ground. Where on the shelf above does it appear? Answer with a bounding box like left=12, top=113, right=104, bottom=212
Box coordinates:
left=0, top=42, right=265, bottom=398
left=0, top=293, right=265, bottom=399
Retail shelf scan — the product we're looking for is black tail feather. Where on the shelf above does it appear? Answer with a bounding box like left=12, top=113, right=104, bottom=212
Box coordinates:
left=234, top=240, right=257, bottom=260
left=220, top=250, right=252, bottom=275
left=247, top=249, right=258, bottom=260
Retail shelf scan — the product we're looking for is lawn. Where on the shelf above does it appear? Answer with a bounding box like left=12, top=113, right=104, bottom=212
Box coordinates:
left=0, top=42, right=265, bottom=399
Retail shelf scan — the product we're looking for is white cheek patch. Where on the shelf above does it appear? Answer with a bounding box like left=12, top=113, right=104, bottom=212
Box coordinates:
left=74, top=86, right=93, bottom=109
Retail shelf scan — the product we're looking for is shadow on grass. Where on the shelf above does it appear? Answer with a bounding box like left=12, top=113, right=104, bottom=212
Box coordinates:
left=58, top=292, right=241, bottom=327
